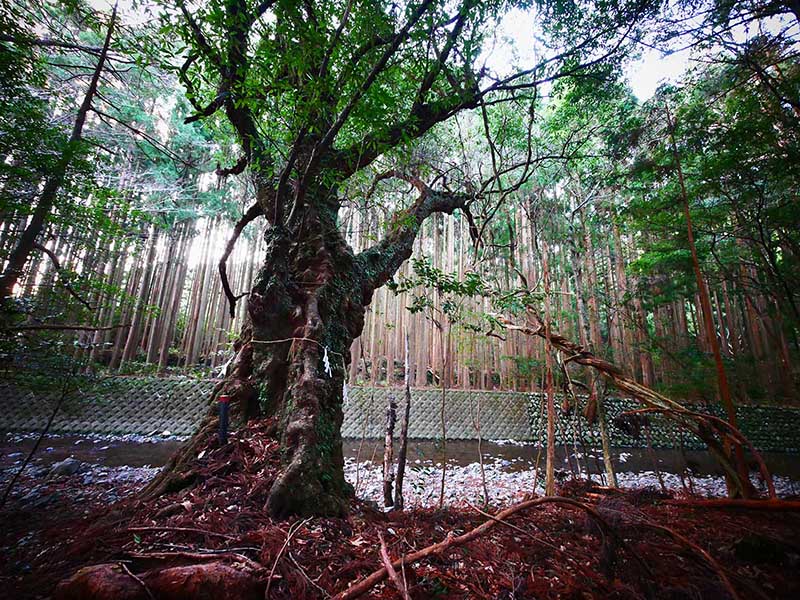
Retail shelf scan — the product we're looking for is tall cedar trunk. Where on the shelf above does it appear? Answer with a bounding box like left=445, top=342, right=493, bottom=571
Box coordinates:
left=666, top=105, right=753, bottom=497
left=121, top=225, right=159, bottom=366
left=382, top=395, right=396, bottom=508
left=158, top=227, right=190, bottom=374
left=0, top=7, right=116, bottom=303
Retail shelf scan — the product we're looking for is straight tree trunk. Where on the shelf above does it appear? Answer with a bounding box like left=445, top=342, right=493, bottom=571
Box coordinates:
left=543, top=239, right=557, bottom=496
left=121, top=225, right=159, bottom=366
left=0, top=6, right=117, bottom=302
left=394, top=332, right=412, bottom=510
left=382, top=395, right=397, bottom=508
left=158, top=222, right=192, bottom=374
left=666, top=105, right=753, bottom=497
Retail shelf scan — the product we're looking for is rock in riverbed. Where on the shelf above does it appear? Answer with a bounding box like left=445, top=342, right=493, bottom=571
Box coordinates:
left=48, top=457, right=88, bottom=478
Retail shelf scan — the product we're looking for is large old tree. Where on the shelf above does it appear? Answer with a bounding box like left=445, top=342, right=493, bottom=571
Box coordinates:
left=143, top=0, right=650, bottom=517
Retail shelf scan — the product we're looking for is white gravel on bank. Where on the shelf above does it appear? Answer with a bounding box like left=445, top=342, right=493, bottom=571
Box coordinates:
left=344, top=457, right=800, bottom=508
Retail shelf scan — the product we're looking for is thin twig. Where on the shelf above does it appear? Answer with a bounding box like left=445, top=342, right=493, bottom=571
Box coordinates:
left=288, top=552, right=331, bottom=598
left=465, top=501, right=560, bottom=552
left=378, top=532, right=411, bottom=600
left=127, top=526, right=236, bottom=540
left=119, top=562, right=156, bottom=600
left=265, top=518, right=310, bottom=598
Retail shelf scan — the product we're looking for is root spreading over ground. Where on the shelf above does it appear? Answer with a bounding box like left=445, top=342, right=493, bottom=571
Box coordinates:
left=3, top=421, right=800, bottom=599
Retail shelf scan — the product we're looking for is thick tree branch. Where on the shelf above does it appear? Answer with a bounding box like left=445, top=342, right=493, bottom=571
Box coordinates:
left=334, top=94, right=480, bottom=176
left=333, top=34, right=393, bottom=90
left=413, top=2, right=473, bottom=107
left=355, top=173, right=474, bottom=297
left=184, top=89, right=229, bottom=124
left=219, top=203, right=264, bottom=317
left=310, top=0, right=436, bottom=168
left=215, top=155, right=249, bottom=178
left=177, top=0, right=222, bottom=67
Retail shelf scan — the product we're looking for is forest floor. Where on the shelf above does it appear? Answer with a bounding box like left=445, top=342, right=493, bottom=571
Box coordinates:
left=2, top=424, right=800, bottom=599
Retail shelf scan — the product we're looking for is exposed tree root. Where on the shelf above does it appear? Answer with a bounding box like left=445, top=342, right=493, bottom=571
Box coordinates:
left=333, top=496, right=655, bottom=600
left=8, top=422, right=799, bottom=600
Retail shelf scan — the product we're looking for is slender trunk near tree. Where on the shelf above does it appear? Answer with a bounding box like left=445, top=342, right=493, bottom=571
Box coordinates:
left=666, top=104, right=753, bottom=498
left=439, top=324, right=450, bottom=508
left=382, top=394, right=397, bottom=508
left=474, top=391, right=489, bottom=505
left=87, top=237, right=126, bottom=367
left=21, top=244, right=44, bottom=297
left=146, top=231, right=179, bottom=363
left=30, top=233, right=62, bottom=316
left=714, top=291, right=730, bottom=356
left=771, top=302, right=797, bottom=399
left=596, top=392, right=617, bottom=487
left=437, top=324, right=450, bottom=509
left=721, top=281, right=741, bottom=355
left=605, top=236, right=624, bottom=364
left=183, top=220, right=213, bottom=365
left=543, top=239, right=556, bottom=496
left=613, top=224, right=635, bottom=375
left=190, top=219, right=219, bottom=365
left=633, top=296, right=655, bottom=386
left=0, top=7, right=117, bottom=303
left=394, top=332, right=412, bottom=510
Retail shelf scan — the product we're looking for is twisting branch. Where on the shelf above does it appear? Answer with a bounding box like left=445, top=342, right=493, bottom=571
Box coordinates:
left=355, top=172, right=477, bottom=297
left=365, top=169, right=428, bottom=198
left=184, top=89, right=229, bottom=124
left=33, top=242, right=93, bottom=310
left=216, top=155, right=249, bottom=178
left=491, top=309, right=773, bottom=499
left=219, top=203, right=263, bottom=317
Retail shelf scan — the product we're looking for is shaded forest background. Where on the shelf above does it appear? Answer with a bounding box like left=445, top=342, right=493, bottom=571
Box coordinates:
left=1, top=0, right=798, bottom=405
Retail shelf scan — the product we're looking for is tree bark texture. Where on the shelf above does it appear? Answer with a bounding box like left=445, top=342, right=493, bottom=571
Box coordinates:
left=143, top=177, right=472, bottom=517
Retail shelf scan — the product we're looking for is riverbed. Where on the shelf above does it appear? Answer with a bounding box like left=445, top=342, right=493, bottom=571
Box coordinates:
left=2, top=432, right=799, bottom=508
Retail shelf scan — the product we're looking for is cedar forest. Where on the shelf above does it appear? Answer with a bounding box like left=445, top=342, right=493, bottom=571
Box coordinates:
left=1, top=0, right=800, bottom=598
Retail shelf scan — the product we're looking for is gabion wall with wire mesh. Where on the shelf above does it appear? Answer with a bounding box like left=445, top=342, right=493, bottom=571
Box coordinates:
left=525, top=393, right=800, bottom=452
left=1, top=377, right=798, bottom=451
left=0, top=377, right=215, bottom=437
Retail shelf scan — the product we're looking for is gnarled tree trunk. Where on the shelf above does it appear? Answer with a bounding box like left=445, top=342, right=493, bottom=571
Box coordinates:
left=142, top=178, right=471, bottom=518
